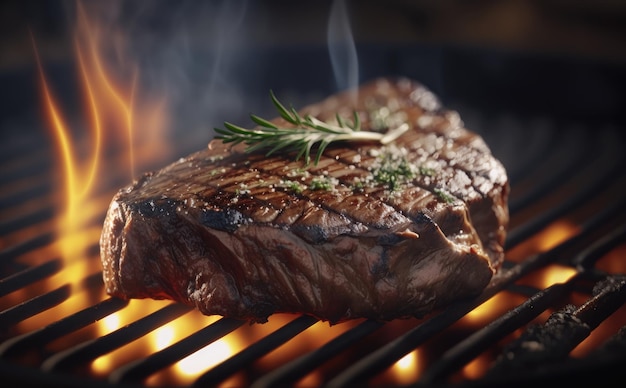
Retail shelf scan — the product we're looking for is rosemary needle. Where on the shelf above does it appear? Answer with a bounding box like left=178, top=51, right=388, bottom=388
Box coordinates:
left=214, top=91, right=410, bottom=165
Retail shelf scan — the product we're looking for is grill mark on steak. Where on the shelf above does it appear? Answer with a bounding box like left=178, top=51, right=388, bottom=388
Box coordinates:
left=150, top=113, right=492, bottom=236
left=157, top=152, right=409, bottom=234
left=214, top=133, right=500, bottom=260
left=185, top=157, right=431, bottom=242
left=100, top=77, right=509, bottom=323
left=123, top=86, right=503, bottom=252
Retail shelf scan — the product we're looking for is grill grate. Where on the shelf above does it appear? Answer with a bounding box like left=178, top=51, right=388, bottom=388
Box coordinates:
left=2, top=72, right=626, bottom=387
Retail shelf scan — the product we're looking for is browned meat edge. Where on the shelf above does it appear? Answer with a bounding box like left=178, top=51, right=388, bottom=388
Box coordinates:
left=100, top=77, right=509, bottom=323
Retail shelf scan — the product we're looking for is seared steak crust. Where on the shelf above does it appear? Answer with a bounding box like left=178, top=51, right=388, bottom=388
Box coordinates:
left=100, top=78, right=509, bottom=323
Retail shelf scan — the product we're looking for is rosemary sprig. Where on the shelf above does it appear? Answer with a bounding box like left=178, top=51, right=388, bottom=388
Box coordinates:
left=214, top=91, right=409, bottom=165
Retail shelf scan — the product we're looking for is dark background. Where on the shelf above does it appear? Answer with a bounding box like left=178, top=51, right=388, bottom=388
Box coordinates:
left=4, top=0, right=625, bottom=66
left=1, top=0, right=625, bottom=155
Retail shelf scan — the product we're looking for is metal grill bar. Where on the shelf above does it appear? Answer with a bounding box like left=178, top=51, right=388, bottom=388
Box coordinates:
left=0, top=145, right=53, bottom=212
left=0, top=206, right=55, bottom=237
left=488, top=276, right=626, bottom=373
left=499, top=120, right=556, bottom=184
left=507, top=126, right=587, bottom=212
left=1, top=53, right=625, bottom=387
left=574, top=224, right=626, bottom=270
left=0, top=233, right=55, bottom=265
left=417, top=223, right=626, bottom=385
left=0, top=259, right=61, bottom=297
left=470, top=329, right=626, bottom=388
left=250, top=320, right=385, bottom=388
left=0, top=296, right=127, bottom=358
left=324, top=195, right=626, bottom=387
left=109, top=318, right=245, bottom=384
left=509, top=199, right=626, bottom=278
left=0, top=284, right=70, bottom=329
left=193, top=314, right=318, bottom=386
left=42, top=303, right=192, bottom=373
left=573, top=276, right=626, bottom=332
left=324, top=279, right=513, bottom=387
left=0, top=127, right=624, bottom=387
left=506, top=136, right=623, bottom=249
left=415, top=282, right=573, bottom=385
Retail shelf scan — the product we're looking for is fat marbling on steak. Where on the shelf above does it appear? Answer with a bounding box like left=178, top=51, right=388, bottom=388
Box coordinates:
left=100, top=78, right=509, bottom=324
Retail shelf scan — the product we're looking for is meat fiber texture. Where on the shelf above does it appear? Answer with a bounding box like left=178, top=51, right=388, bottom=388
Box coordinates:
left=100, top=78, right=509, bottom=324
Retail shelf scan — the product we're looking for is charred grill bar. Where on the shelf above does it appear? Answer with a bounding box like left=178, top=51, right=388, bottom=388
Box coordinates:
left=1, top=47, right=626, bottom=387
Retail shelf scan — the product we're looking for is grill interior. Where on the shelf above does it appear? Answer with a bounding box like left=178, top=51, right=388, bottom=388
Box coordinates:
left=1, top=42, right=626, bottom=387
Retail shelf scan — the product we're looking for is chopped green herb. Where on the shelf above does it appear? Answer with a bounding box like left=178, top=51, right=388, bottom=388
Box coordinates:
left=352, top=180, right=364, bottom=192
left=418, top=166, right=435, bottom=176
left=280, top=180, right=303, bottom=194
left=371, top=150, right=416, bottom=191
left=309, top=176, right=335, bottom=191
left=433, top=188, right=455, bottom=204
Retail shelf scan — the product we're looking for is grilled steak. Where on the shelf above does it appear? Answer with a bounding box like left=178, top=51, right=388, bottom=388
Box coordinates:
left=100, top=78, right=509, bottom=323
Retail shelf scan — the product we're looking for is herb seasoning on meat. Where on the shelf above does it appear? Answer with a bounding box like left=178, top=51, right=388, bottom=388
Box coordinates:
left=100, top=78, right=509, bottom=324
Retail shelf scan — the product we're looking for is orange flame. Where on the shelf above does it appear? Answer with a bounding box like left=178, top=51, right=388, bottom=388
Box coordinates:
left=31, top=1, right=169, bottom=293
left=74, top=36, right=103, bottom=195
left=32, top=33, right=99, bottom=310
left=32, top=2, right=213, bottom=382
left=33, top=39, right=80, bottom=221
left=76, top=0, right=138, bottom=179
left=29, top=2, right=173, bottom=381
